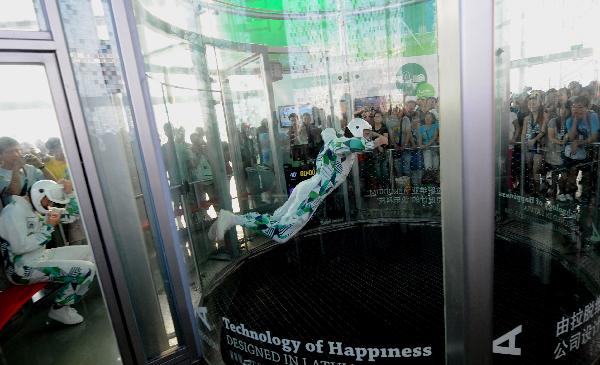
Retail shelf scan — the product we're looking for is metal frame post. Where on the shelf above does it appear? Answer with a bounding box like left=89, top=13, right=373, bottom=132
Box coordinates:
left=0, top=49, right=140, bottom=365
left=110, top=0, right=203, bottom=359
left=438, top=0, right=494, bottom=364
left=259, top=52, right=287, bottom=197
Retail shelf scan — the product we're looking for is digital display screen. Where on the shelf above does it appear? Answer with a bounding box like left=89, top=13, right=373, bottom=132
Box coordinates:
left=278, top=104, right=313, bottom=127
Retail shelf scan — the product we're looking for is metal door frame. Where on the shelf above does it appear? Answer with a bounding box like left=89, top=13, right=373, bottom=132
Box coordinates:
left=0, top=0, right=500, bottom=365
left=110, top=0, right=203, bottom=360
left=111, top=0, right=499, bottom=364
left=0, top=50, right=138, bottom=364
left=437, top=0, right=495, bottom=364
left=0, top=1, right=201, bottom=363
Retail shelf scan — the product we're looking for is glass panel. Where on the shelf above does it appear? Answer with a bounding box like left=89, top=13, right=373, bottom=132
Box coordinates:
left=0, top=0, right=47, bottom=31
left=135, top=0, right=443, bottom=364
left=56, top=0, right=184, bottom=360
left=495, top=0, right=600, bottom=363
left=217, top=50, right=285, bottom=216
left=0, top=64, right=120, bottom=365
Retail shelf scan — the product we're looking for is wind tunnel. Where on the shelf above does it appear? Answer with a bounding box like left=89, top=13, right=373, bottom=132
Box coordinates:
left=132, top=0, right=600, bottom=364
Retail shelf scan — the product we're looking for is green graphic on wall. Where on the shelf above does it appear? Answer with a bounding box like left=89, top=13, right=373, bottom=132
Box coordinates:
left=209, top=0, right=437, bottom=58
left=415, top=82, right=436, bottom=98
left=396, top=63, right=427, bottom=95
left=395, top=59, right=438, bottom=97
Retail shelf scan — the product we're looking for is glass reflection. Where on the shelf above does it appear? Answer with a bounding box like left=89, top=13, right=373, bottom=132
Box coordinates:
left=135, top=0, right=442, bottom=363
left=137, top=0, right=441, bottom=256
left=58, top=0, right=182, bottom=358
left=0, top=64, right=120, bottom=365
left=496, top=0, right=600, bottom=363
left=0, top=0, right=47, bottom=31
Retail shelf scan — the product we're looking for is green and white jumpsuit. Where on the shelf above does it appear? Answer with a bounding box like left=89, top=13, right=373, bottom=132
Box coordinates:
left=0, top=195, right=94, bottom=306
left=230, top=129, right=374, bottom=243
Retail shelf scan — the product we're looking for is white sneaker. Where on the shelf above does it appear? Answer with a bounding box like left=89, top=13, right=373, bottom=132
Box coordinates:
left=566, top=195, right=574, bottom=201
left=557, top=194, right=567, bottom=202
left=208, top=210, right=237, bottom=241
left=48, top=306, right=84, bottom=325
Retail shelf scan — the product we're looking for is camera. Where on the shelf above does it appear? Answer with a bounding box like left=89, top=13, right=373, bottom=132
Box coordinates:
left=23, top=154, right=35, bottom=163
left=49, top=206, right=66, bottom=219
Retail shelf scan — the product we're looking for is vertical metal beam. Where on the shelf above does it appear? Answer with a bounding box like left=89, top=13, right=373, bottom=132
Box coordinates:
left=437, top=0, right=494, bottom=364
left=57, top=0, right=172, bottom=357
left=495, top=0, right=510, bottom=201
left=259, top=52, right=287, bottom=197
left=43, top=1, right=143, bottom=363
left=16, top=49, right=139, bottom=364
left=221, top=77, right=250, bottom=214
left=111, top=0, right=202, bottom=359
left=214, top=45, right=250, bottom=216
left=325, top=53, right=336, bottom=129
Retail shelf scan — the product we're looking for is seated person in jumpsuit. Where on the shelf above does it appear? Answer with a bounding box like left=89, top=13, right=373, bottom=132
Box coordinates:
left=0, top=180, right=95, bottom=325
left=209, top=118, right=388, bottom=243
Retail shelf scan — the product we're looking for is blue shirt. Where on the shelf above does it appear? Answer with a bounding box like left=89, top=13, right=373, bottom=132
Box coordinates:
left=566, top=112, right=599, bottom=141
left=419, top=123, right=439, bottom=145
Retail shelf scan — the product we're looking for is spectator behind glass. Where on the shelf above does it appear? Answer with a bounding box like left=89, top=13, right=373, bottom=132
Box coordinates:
left=579, top=86, right=593, bottom=101
left=416, top=97, right=426, bottom=113
left=395, top=109, right=413, bottom=181
left=288, top=113, right=310, bottom=162
left=161, top=123, right=181, bottom=186
left=302, top=112, right=323, bottom=159
left=189, top=131, right=216, bottom=218
left=521, top=92, right=546, bottom=195
left=239, top=123, right=258, bottom=171
left=0, top=136, right=56, bottom=205
left=368, top=111, right=390, bottom=189
left=45, top=137, right=69, bottom=181
left=568, top=81, right=583, bottom=97
left=384, top=105, right=401, bottom=146
left=419, top=111, right=440, bottom=176
left=425, top=97, right=438, bottom=114
left=563, top=95, right=598, bottom=203
left=558, top=87, right=571, bottom=107
left=588, top=81, right=600, bottom=105
left=546, top=102, right=571, bottom=201
left=410, top=113, right=424, bottom=185
left=404, top=99, right=417, bottom=113
left=545, top=88, right=558, bottom=108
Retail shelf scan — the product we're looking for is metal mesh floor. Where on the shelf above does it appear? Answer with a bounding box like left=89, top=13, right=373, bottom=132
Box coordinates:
left=200, top=222, right=600, bottom=365
left=202, top=224, right=443, bottom=364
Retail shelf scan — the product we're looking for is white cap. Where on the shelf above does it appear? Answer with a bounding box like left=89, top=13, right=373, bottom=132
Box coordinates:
left=30, top=180, right=70, bottom=214
left=347, top=118, right=372, bottom=138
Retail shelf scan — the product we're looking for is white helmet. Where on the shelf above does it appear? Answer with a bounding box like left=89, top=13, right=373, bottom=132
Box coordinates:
left=30, top=180, right=70, bottom=214
left=347, top=118, right=372, bottom=138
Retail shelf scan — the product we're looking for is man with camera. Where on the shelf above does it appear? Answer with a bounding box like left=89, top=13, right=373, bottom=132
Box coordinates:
left=0, top=179, right=94, bottom=325
left=0, top=136, right=56, bottom=205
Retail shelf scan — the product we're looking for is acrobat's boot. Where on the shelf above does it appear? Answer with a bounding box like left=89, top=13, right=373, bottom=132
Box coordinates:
left=208, top=210, right=238, bottom=241
left=48, top=305, right=84, bottom=325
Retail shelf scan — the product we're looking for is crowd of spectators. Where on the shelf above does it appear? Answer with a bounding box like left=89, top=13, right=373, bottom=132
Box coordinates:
left=0, top=136, right=69, bottom=206
left=278, top=80, right=600, bottom=207
left=0, top=136, right=85, bottom=246
left=282, top=96, right=441, bottom=193
left=509, top=80, right=600, bottom=204
left=347, top=96, right=441, bottom=192
left=160, top=79, right=600, bottom=225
